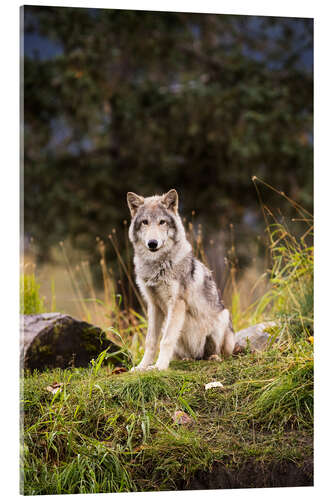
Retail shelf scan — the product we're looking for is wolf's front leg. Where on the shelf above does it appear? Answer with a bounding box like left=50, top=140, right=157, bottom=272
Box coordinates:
left=131, top=305, right=164, bottom=371
left=152, top=300, right=186, bottom=370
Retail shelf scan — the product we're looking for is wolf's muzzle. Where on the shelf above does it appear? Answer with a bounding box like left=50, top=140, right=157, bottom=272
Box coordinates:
left=147, top=239, right=159, bottom=251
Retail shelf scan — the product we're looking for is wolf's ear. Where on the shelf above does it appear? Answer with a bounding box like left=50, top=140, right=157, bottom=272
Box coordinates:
left=127, top=192, right=144, bottom=217
left=162, top=189, right=178, bottom=212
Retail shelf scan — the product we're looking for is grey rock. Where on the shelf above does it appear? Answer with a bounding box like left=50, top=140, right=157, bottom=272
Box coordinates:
left=21, top=313, right=127, bottom=371
left=234, top=322, right=278, bottom=353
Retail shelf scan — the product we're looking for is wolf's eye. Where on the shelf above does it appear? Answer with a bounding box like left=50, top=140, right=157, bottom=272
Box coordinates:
left=159, top=220, right=166, bottom=225
left=142, top=219, right=148, bottom=225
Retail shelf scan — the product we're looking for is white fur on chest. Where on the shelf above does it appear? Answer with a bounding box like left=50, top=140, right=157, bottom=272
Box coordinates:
left=147, top=280, right=179, bottom=314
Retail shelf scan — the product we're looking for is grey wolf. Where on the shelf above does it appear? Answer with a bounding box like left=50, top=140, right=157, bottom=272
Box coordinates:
left=127, top=189, right=235, bottom=371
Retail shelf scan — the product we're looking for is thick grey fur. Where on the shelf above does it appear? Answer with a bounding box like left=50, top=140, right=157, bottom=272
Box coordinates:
left=127, top=189, right=235, bottom=371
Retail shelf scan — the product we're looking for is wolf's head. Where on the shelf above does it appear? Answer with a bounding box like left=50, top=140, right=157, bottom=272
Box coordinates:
left=127, top=189, right=187, bottom=258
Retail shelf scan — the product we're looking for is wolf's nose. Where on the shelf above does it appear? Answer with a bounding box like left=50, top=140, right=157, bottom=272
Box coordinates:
left=148, top=239, right=158, bottom=250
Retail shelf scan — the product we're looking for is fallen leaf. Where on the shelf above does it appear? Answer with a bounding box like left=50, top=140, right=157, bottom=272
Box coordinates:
left=46, top=382, right=63, bottom=395
left=205, top=381, right=224, bottom=391
left=132, top=445, right=145, bottom=453
left=233, top=344, right=244, bottom=355
left=103, top=441, right=115, bottom=448
left=207, top=354, right=221, bottom=361
left=173, top=410, right=193, bottom=425
left=111, top=367, right=128, bottom=375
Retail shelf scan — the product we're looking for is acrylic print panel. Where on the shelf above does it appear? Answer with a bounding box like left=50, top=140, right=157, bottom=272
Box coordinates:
left=21, top=4, right=313, bottom=495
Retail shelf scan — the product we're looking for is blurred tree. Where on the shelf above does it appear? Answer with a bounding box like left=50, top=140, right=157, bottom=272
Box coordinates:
left=23, top=7, right=313, bottom=273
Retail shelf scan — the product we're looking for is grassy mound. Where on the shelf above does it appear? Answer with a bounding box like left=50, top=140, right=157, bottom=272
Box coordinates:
left=22, top=339, right=313, bottom=494
left=21, top=185, right=313, bottom=494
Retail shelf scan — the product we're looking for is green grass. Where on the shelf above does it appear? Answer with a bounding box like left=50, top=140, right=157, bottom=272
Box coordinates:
left=20, top=273, right=46, bottom=315
left=21, top=183, right=314, bottom=493
left=22, top=338, right=313, bottom=494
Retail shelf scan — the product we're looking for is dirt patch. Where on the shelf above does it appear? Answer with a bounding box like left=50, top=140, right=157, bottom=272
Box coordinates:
left=181, top=458, right=313, bottom=490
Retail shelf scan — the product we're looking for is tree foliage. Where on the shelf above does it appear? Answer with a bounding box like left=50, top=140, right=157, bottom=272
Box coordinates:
left=23, top=6, right=313, bottom=269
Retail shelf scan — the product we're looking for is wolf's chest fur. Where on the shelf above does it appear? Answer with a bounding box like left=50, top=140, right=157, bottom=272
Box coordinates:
left=148, top=282, right=176, bottom=314
left=140, top=258, right=174, bottom=287
left=138, top=259, right=181, bottom=313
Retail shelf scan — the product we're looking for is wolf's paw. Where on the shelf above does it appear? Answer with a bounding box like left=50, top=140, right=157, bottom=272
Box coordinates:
left=146, top=364, right=159, bottom=371
left=130, top=365, right=147, bottom=372
left=208, top=354, right=222, bottom=362
left=147, top=362, right=169, bottom=371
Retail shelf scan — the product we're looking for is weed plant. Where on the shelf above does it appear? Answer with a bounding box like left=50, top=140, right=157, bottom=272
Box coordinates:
left=20, top=273, right=46, bottom=315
